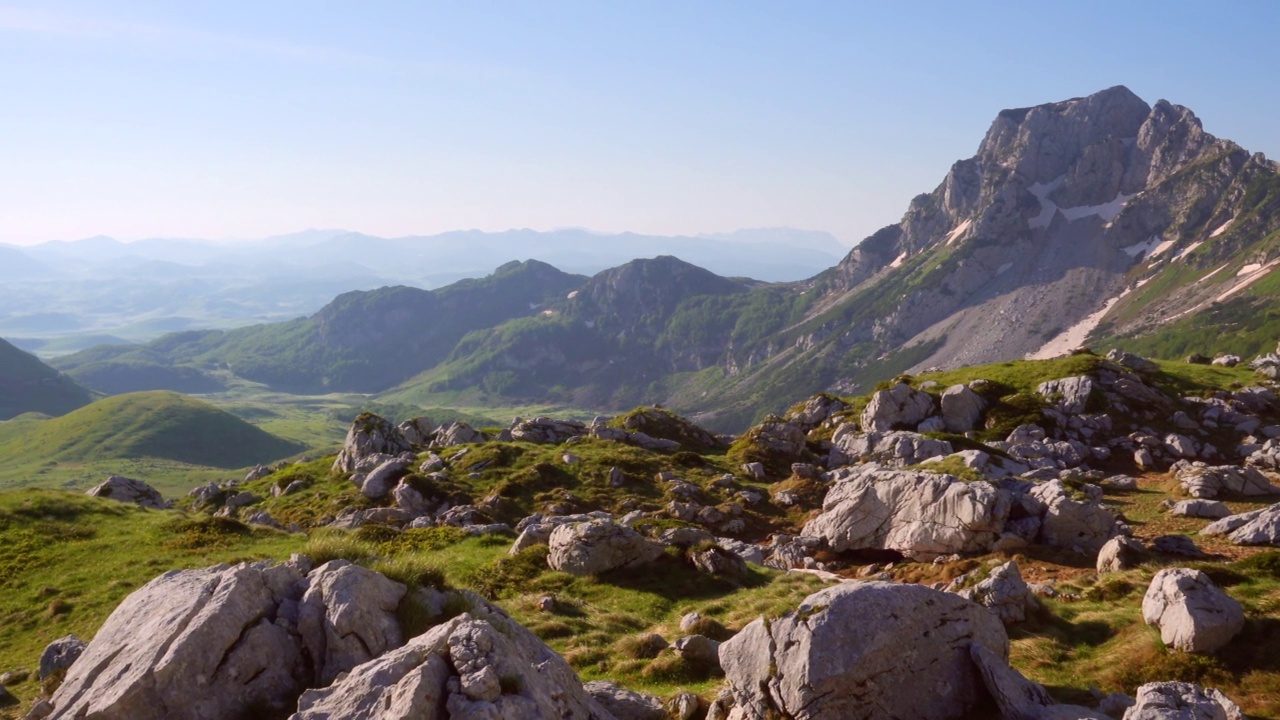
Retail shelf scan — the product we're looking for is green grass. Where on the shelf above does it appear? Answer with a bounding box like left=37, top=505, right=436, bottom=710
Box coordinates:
left=0, top=338, right=93, bottom=421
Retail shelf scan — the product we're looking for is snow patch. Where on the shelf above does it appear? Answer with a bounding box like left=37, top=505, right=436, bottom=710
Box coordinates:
left=1060, top=192, right=1137, bottom=223
left=889, top=252, right=908, bottom=269
left=1028, top=177, right=1065, bottom=230
left=1237, top=263, right=1263, bottom=277
left=1027, top=285, right=1135, bottom=361
left=1196, top=264, right=1228, bottom=285
left=1174, top=242, right=1203, bottom=261
left=1123, top=237, right=1160, bottom=257
left=944, top=219, right=973, bottom=246
left=1210, top=218, right=1235, bottom=238
left=1218, top=259, right=1280, bottom=302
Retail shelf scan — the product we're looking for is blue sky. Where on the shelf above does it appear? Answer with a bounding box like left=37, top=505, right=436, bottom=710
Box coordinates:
left=2, top=1, right=1277, bottom=246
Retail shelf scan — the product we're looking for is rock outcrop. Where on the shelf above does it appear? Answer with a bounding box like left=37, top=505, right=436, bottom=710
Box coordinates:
left=85, top=475, right=166, bottom=509
left=860, top=383, right=935, bottom=431
left=548, top=520, right=665, bottom=576
left=1122, top=681, right=1244, bottom=719
left=803, top=465, right=1010, bottom=561
left=957, top=560, right=1036, bottom=625
left=333, top=413, right=411, bottom=473
left=1142, top=568, right=1244, bottom=653
left=718, top=581, right=1008, bottom=720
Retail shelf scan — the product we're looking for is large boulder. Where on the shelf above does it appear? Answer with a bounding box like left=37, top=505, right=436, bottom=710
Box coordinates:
left=359, top=458, right=410, bottom=500
left=293, top=607, right=617, bottom=720
left=1122, top=682, right=1244, bottom=719
left=860, top=383, right=935, bottom=431
left=397, top=416, right=436, bottom=446
left=432, top=421, right=488, bottom=448
left=85, top=475, right=166, bottom=509
left=803, top=465, right=1010, bottom=561
left=719, top=581, right=1008, bottom=720
left=1030, top=479, right=1122, bottom=553
left=1170, top=500, right=1232, bottom=520
left=1174, top=463, right=1280, bottom=499
left=510, top=416, right=587, bottom=444
left=941, top=384, right=987, bottom=433
left=41, top=560, right=314, bottom=719
left=1142, top=568, right=1244, bottom=653
left=957, top=560, right=1036, bottom=625
left=1037, top=376, right=1094, bottom=414
left=37, top=634, right=86, bottom=681
left=828, top=428, right=953, bottom=468
left=334, top=413, right=411, bottom=473
left=1201, top=504, right=1280, bottom=545
left=548, top=520, right=665, bottom=576
left=1097, top=536, right=1146, bottom=573
left=970, top=643, right=1109, bottom=720
left=297, top=560, right=407, bottom=685
left=584, top=681, right=663, bottom=720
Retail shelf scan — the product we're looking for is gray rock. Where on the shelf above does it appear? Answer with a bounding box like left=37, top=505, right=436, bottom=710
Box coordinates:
left=941, top=384, right=988, bottom=433
left=548, top=520, right=665, bottom=576
left=1212, top=355, right=1241, bottom=367
left=970, top=643, right=1109, bottom=720
left=1122, top=681, right=1243, bottom=719
left=1037, top=376, right=1094, bottom=414
left=333, top=413, right=411, bottom=473
left=1097, top=536, right=1146, bottom=573
left=741, top=461, right=766, bottom=480
left=1030, top=479, right=1121, bottom=553
left=958, top=560, right=1036, bottom=625
left=829, top=427, right=953, bottom=468
left=432, top=420, right=488, bottom=448
left=1171, top=500, right=1232, bottom=519
left=37, top=634, right=86, bottom=681
left=41, top=561, right=312, bottom=719
left=293, top=607, right=616, bottom=720
left=509, top=416, right=586, bottom=444
left=1142, top=568, right=1244, bottom=653
left=1108, top=349, right=1160, bottom=373
left=1204, top=503, right=1280, bottom=546
left=1101, top=474, right=1139, bottom=491
left=672, top=634, right=720, bottom=669
left=85, top=475, right=166, bottom=509
left=584, top=681, right=664, bottom=720
left=1175, top=463, right=1280, bottom=498
left=804, top=465, right=1010, bottom=561
left=719, top=581, right=1008, bottom=720
left=1152, top=535, right=1205, bottom=558
left=397, top=416, right=436, bottom=446
left=357, top=458, right=407, bottom=500
left=298, top=560, right=407, bottom=685
left=861, top=383, right=936, bottom=431
left=690, top=545, right=747, bottom=578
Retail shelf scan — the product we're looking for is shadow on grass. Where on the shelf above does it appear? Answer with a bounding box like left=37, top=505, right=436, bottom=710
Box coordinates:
left=598, top=556, right=769, bottom=602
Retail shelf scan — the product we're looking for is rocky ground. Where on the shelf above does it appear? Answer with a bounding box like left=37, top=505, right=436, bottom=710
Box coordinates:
left=4, top=348, right=1280, bottom=718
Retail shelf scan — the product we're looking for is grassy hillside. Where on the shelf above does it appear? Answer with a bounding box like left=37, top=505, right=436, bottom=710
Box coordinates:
left=0, top=338, right=93, bottom=421
left=0, top=392, right=304, bottom=492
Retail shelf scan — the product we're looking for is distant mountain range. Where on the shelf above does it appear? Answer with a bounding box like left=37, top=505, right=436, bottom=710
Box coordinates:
left=0, top=227, right=847, bottom=347
left=32, top=86, right=1280, bottom=430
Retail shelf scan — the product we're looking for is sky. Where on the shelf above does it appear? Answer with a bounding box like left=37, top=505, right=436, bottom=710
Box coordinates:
left=2, top=1, right=1278, bottom=247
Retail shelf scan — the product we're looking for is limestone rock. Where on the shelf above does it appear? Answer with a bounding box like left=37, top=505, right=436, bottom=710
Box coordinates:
left=359, top=458, right=410, bottom=500
left=584, top=681, right=664, bottom=720
left=804, top=465, right=1010, bottom=561
left=37, top=634, right=86, bottom=681
left=432, top=420, right=488, bottom=448
left=1108, top=349, right=1160, bottom=373
left=970, top=643, right=1109, bottom=720
left=1097, top=536, right=1146, bottom=573
left=1171, top=500, right=1232, bottom=520
left=1122, top=681, right=1244, bottom=719
left=42, top=561, right=312, bottom=719
left=1203, top=503, right=1280, bottom=546
left=829, top=427, right=953, bottom=468
left=293, top=608, right=616, bottom=720
left=1175, top=463, right=1280, bottom=498
left=397, top=416, right=436, bottom=446
left=1030, top=479, right=1121, bottom=553
left=719, top=581, right=1008, bottom=720
left=333, top=413, right=410, bottom=473
left=860, top=383, right=935, bottom=431
left=1037, top=376, right=1094, bottom=414
left=672, top=634, right=720, bottom=670
left=85, top=475, right=166, bottom=509
left=298, top=560, right=407, bottom=685
left=510, top=416, right=586, bottom=444
left=1142, top=568, right=1244, bottom=653
left=958, top=560, right=1036, bottom=625
left=548, top=520, right=665, bottom=576
left=941, top=384, right=988, bottom=433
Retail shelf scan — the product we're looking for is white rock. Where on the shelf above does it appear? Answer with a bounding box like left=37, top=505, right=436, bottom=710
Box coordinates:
left=1141, top=568, right=1244, bottom=653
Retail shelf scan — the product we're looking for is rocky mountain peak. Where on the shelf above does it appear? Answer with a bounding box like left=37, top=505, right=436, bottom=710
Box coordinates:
left=570, top=256, right=748, bottom=337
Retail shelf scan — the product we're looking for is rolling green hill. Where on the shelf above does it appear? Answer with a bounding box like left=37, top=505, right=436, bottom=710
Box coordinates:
left=0, top=391, right=304, bottom=471
left=0, top=338, right=94, bottom=420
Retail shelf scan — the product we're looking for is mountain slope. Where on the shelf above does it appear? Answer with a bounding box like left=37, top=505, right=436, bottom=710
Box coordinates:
left=0, top=391, right=303, bottom=468
left=0, top=338, right=94, bottom=420
left=53, top=260, right=588, bottom=394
